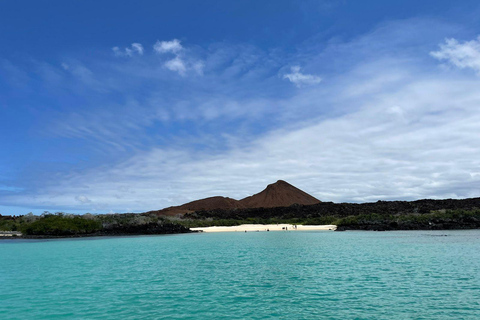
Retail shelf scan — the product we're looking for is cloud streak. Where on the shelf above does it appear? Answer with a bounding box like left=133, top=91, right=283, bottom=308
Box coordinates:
left=283, top=66, right=322, bottom=87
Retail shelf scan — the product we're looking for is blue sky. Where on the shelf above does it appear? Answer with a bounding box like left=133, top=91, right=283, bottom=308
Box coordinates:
left=2, top=0, right=480, bottom=214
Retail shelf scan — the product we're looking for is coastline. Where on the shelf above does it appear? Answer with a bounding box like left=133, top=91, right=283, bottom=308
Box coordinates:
left=190, top=224, right=337, bottom=233
left=0, top=230, right=195, bottom=240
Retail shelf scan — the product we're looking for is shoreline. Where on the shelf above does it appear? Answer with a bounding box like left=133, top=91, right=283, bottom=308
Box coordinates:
left=0, top=230, right=195, bottom=240
left=190, top=224, right=337, bottom=233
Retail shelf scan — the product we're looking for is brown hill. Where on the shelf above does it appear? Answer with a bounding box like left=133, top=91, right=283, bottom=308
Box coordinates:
left=147, top=180, right=320, bottom=216
left=239, top=180, right=321, bottom=208
left=148, top=196, right=244, bottom=216
left=181, top=196, right=244, bottom=211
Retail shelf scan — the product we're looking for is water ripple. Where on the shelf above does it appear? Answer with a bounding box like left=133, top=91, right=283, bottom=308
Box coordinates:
left=1, top=230, right=480, bottom=319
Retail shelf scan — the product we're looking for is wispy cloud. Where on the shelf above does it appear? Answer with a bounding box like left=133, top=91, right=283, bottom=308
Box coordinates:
left=75, top=195, right=92, bottom=204
left=431, top=36, right=480, bottom=73
left=283, top=66, right=322, bottom=87
left=131, top=43, right=144, bottom=55
left=112, top=43, right=144, bottom=57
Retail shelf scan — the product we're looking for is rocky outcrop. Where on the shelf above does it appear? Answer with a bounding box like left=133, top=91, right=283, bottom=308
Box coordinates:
left=100, top=221, right=192, bottom=235
left=335, top=212, right=480, bottom=231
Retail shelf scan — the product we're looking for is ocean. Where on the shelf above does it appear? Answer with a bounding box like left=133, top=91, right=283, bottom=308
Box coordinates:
left=1, top=230, right=479, bottom=319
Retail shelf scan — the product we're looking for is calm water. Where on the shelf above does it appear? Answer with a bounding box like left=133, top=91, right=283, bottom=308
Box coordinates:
left=1, top=230, right=480, bottom=319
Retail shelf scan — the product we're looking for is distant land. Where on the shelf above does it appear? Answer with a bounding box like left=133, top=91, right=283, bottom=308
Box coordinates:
left=1, top=180, right=480, bottom=237
left=145, top=180, right=480, bottom=231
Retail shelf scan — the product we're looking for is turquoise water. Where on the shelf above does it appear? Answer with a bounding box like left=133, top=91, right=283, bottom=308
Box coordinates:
left=1, top=230, right=480, bottom=319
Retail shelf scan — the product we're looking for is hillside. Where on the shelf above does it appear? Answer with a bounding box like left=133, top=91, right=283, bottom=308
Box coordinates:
left=150, top=196, right=245, bottom=216
left=147, top=180, right=320, bottom=216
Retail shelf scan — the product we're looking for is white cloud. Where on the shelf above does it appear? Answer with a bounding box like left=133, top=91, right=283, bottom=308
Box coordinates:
left=75, top=195, right=92, bottom=204
left=151, top=39, right=202, bottom=75
left=131, top=43, right=144, bottom=55
left=112, top=43, right=144, bottom=57
left=283, top=66, right=322, bottom=87
left=153, top=39, right=183, bottom=54
left=431, top=36, right=480, bottom=73
left=164, top=56, right=187, bottom=75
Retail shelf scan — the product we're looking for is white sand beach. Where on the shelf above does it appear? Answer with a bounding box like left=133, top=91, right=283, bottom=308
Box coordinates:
left=0, top=231, right=22, bottom=237
left=191, top=224, right=336, bottom=233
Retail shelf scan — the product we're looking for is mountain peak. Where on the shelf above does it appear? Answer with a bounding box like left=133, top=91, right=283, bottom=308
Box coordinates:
left=270, top=179, right=288, bottom=185
left=240, top=180, right=320, bottom=208
left=266, top=180, right=292, bottom=188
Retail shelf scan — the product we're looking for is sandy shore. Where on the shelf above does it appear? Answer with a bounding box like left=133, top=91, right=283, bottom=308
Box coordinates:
left=191, top=224, right=336, bottom=233
left=0, top=231, right=23, bottom=237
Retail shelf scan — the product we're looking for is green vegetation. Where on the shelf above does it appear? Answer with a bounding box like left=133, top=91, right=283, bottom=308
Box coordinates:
left=0, top=212, right=190, bottom=236
left=335, top=209, right=480, bottom=230
left=0, top=219, right=18, bottom=232
left=0, top=212, right=102, bottom=235
left=22, top=214, right=101, bottom=236
left=1, top=208, right=479, bottom=236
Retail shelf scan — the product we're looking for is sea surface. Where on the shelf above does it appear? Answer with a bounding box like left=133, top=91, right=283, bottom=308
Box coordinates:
left=1, top=230, right=480, bottom=319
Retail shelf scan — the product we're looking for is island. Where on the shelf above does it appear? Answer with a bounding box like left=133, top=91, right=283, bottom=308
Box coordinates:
left=1, top=180, right=480, bottom=238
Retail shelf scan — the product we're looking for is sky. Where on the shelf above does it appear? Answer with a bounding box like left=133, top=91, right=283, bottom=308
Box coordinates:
left=2, top=0, right=480, bottom=215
